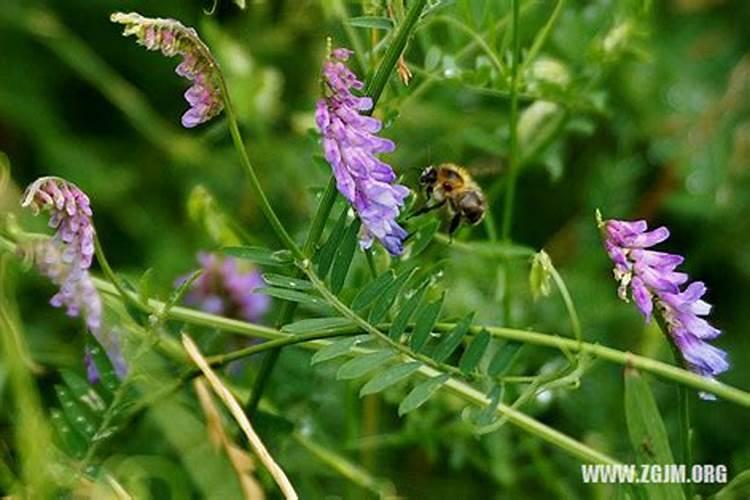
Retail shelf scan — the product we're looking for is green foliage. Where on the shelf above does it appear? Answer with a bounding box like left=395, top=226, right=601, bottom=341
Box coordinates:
left=2, top=0, right=750, bottom=497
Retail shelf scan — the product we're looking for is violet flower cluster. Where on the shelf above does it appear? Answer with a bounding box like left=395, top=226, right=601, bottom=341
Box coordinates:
left=601, top=217, right=729, bottom=389
left=21, top=177, right=126, bottom=380
left=315, top=48, right=410, bottom=255
left=111, top=12, right=224, bottom=128
left=181, top=252, right=269, bottom=323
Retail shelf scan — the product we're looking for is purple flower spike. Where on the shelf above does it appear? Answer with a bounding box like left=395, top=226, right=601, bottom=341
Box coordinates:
left=315, top=47, right=410, bottom=256
left=599, top=216, right=728, bottom=396
left=111, top=12, right=224, bottom=128
left=180, top=253, right=270, bottom=323
left=21, top=177, right=127, bottom=380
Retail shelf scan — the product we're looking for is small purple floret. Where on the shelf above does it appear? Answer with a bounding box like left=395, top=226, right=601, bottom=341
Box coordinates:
left=600, top=217, right=728, bottom=397
left=21, top=177, right=127, bottom=380
left=315, top=47, right=410, bottom=256
left=180, top=253, right=270, bottom=323
left=111, top=12, right=224, bottom=128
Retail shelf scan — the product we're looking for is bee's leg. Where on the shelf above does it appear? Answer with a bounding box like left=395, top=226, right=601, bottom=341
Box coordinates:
left=447, top=213, right=462, bottom=242
left=408, top=200, right=446, bottom=219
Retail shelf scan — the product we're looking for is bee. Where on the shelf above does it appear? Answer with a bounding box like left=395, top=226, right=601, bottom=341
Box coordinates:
left=412, top=163, right=486, bottom=236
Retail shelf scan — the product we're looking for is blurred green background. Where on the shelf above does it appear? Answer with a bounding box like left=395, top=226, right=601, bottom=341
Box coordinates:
left=1, top=0, right=749, bottom=498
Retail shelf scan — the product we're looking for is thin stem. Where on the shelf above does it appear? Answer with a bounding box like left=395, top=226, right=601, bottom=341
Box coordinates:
left=501, top=0, right=522, bottom=242
left=547, top=261, right=582, bottom=342
left=245, top=0, right=429, bottom=415
left=364, top=0, right=427, bottom=103
left=218, top=78, right=304, bottom=261
left=2, top=234, right=748, bottom=404
left=93, top=231, right=148, bottom=313
left=519, top=0, right=565, bottom=75
left=245, top=178, right=339, bottom=416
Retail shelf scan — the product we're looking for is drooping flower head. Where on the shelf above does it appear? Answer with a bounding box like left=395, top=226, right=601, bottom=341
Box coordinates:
left=20, top=177, right=126, bottom=381
left=315, top=47, right=410, bottom=255
left=111, top=12, right=224, bottom=128
left=180, top=252, right=270, bottom=323
left=599, top=214, right=729, bottom=394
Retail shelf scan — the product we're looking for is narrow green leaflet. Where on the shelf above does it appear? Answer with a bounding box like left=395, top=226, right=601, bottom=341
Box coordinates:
left=715, top=470, right=750, bottom=499
left=488, top=341, right=523, bottom=377
left=86, top=341, right=120, bottom=397
left=317, top=208, right=348, bottom=278
left=55, top=385, right=97, bottom=441
left=360, top=362, right=421, bottom=397
left=223, top=246, right=293, bottom=267
left=432, top=312, right=474, bottom=363
left=311, top=336, right=366, bottom=365
left=348, top=16, right=394, bottom=30
left=337, top=350, right=396, bottom=380
left=369, top=266, right=418, bottom=324
left=459, top=330, right=490, bottom=374
left=60, top=370, right=106, bottom=415
left=50, top=408, right=86, bottom=459
left=398, top=374, right=450, bottom=416
left=474, top=385, right=503, bottom=427
left=624, top=369, right=685, bottom=500
left=389, top=282, right=429, bottom=340
left=282, top=317, right=355, bottom=334
left=352, top=270, right=395, bottom=311
left=409, top=219, right=440, bottom=258
left=330, top=219, right=360, bottom=294
left=256, top=287, right=326, bottom=307
left=262, top=273, right=313, bottom=291
left=138, top=267, right=154, bottom=306
left=409, top=293, right=445, bottom=352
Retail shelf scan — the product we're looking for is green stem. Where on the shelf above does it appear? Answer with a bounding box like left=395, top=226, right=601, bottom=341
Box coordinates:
left=3, top=230, right=748, bottom=406
left=547, top=261, right=582, bottom=342
left=364, top=0, right=427, bottom=102
left=245, top=0, right=428, bottom=415
left=93, top=231, right=148, bottom=313
left=219, top=79, right=304, bottom=261
left=500, top=0, right=522, bottom=242
left=245, top=178, right=339, bottom=416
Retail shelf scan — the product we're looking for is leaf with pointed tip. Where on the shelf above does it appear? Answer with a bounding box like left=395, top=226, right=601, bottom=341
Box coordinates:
left=50, top=408, right=87, bottom=459
left=369, top=267, right=418, bottom=324
left=224, top=246, right=293, bottom=267
left=330, top=219, right=360, bottom=294
left=348, top=16, right=394, bottom=30
left=55, top=385, right=98, bottom=441
left=337, top=351, right=396, bottom=380
left=409, top=219, right=440, bottom=258
left=317, top=208, right=348, bottom=277
left=432, top=313, right=474, bottom=363
left=86, top=341, right=120, bottom=397
left=389, top=282, right=429, bottom=340
left=459, top=330, right=490, bottom=374
left=624, top=369, right=684, bottom=500
left=488, top=341, right=523, bottom=377
left=262, top=273, right=313, bottom=291
left=60, top=370, right=106, bottom=415
left=352, top=271, right=395, bottom=311
left=360, top=362, right=422, bottom=396
left=398, top=374, right=450, bottom=416
left=138, top=268, right=154, bottom=305
left=256, top=287, right=326, bottom=307
left=311, top=336, right=366, bottom=365
left=282, top=317, right=355, bottom=334
left=409, top=293, right=445, bottom=352
left=474, top=385, right=503, bottom=427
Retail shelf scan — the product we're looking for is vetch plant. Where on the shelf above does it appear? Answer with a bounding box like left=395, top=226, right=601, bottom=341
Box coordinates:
left=316, top=47, right=410, bottom=256
left=19, top=177, right=126, bottom=379
left=0, top=2, right=749, bottom=498
left=599, top=215, right=729, bottom=387
left=111, top=12, right=224, bottom=128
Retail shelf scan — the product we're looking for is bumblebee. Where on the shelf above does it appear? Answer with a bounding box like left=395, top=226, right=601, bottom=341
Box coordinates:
left=412, top=163, right=486, bottom=236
